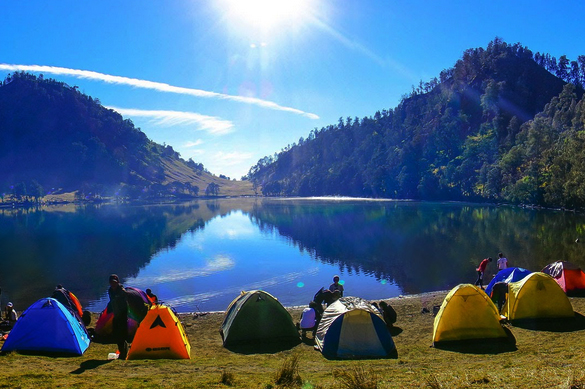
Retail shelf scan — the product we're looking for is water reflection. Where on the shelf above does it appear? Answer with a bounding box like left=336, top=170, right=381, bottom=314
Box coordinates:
left=1, top=199, right=584, bottom=313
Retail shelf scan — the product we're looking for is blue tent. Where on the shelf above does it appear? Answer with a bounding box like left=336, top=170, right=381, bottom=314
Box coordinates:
left=315, top=297, right=397, bottom=359
left=2, top=298, right=90, bottom=355
left=485, top=267, right=532, bottom=296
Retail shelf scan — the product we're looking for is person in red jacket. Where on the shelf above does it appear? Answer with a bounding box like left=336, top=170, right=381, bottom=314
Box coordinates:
left=475, top=257, right=493, bottom=289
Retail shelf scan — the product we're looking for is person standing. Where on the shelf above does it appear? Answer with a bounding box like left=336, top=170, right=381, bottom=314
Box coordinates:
left=108, top=274, right=129, bottom=359
left=497, top=252, right=508, bottom=271
left=145, top=288, right=158, bottom=305
left=329, top=275, right=344, bottom=297
left=475, top=257, right=492, bottom=289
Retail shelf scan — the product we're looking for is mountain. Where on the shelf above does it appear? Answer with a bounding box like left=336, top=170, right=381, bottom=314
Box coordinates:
left=0, top=72, right=253, bottom=199
left=247, top=39, right=585, bottom=208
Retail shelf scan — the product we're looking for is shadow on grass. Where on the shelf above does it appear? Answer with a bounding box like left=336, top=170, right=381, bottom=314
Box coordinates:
left=1, top=350, right=86, bottom=358
left=389, top=326, right=403, bottom=336
left=510, top=312, right=585, bottom=332
left=433, top=326, right=517, bottom=354
left=70, top=359, right=114, bottom=374
left=225, top=338, right=302, bottom=355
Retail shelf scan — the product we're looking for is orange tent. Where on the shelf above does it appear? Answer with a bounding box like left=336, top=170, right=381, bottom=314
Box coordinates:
left=542, top=261, right=585, bottom=295
left=127, top=305, right=191, bottom=360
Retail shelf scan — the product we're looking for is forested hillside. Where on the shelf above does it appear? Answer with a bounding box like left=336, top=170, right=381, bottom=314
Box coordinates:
left=0, top=72, right=252, bottom=200
left=247, top=39, right=585, bottom=208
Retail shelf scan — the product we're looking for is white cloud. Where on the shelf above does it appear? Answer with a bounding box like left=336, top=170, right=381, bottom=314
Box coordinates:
left=183, top=139, right=204, bottom=148
left=107, top=107, right=234, bottom=135
left=213, top=151, right=254, bottom=166
left=0, top=64, right=320, bottom=119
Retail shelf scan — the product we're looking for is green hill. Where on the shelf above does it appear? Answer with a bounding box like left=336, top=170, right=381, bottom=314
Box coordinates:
left=0, top=72, right=254, bottom=200
left=247, top=39, right=585, bottom=208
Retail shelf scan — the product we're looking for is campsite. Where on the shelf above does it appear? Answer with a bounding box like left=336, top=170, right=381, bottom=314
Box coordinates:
left=2, top=288, right=585, bottom=388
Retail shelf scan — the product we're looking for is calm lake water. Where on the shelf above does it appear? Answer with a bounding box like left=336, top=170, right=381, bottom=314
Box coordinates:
left=1, top=198, right=585, bottom=313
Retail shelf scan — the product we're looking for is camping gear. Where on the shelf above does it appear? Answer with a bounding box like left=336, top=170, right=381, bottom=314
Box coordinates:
left=127, top=305, right=191, bottom=360
left=433, top=284, right=508, bottom=345
left=1, top=298, right=90, bottom=355
left=542, top=261, right=585, bottom=295
left=94, top=286, right=151, bottom=341
left=502, top=272, right=574, bottom=321
left=485, top=267, right=532, bottom=297
left=315, top=296, right=397, bottom=359
left=221, top=290, right=299, bottom=347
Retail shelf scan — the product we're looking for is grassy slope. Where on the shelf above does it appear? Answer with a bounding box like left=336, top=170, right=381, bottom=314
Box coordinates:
left=3, top=292, right=585, bottom=388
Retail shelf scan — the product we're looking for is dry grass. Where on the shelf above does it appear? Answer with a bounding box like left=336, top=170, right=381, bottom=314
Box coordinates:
left=334, top=365, right=379, bottom=389
left=3, top=292, right=585, bottom=388
left=273, top=353, right=303, bottom=388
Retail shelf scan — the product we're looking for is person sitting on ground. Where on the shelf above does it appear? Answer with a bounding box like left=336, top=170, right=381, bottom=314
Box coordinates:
left=378, top=301, right=397, bottom=327
left=329, top=275, right=344, bottom=297
left=4, top=302, right=17, bottom=329
left=146, top=288, right=158, bottom=304
left=299, top=301, right=322, bottom=338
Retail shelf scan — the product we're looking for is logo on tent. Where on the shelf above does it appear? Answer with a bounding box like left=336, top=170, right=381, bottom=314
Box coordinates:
left=150, top=315, right=167, bottom=329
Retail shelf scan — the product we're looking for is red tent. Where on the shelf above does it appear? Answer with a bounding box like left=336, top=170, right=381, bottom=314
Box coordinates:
left=542, top=261, right=585, bottom=295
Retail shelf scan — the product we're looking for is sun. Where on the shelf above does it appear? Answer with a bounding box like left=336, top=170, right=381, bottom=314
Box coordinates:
left=220, top=0, right=313, bottom=33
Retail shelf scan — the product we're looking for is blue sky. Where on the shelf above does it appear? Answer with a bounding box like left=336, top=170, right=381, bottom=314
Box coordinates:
left=1, top=1, right=584, bottom=179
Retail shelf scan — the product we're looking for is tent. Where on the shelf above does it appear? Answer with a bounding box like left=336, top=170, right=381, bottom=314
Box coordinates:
left=94, top=286, right=151, bottom=342
left=1, top=298, right=90, bottom=355
left=542, top=261, right=585, bottom=295
left=127, top=305, right=190, bottom=360
left=502, top=272, right=574, bottom=321
left=221, top=290, right=300, bottom=347
left=485, top=267, right=532, bottom=297
left=315, top=297, right=397, bottom=359
left=433, top=284, right=508, bottom=345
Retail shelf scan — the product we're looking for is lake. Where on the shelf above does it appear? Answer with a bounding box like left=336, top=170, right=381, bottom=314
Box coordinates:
left=1, top=198, right=584, bottom=313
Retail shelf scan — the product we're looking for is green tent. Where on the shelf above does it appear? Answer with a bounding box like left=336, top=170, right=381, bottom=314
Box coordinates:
left=220, top=290, right=300, bottom=347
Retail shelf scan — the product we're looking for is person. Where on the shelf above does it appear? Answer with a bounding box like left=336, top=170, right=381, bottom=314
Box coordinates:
left=145, top=288, right=158, bottom=304
left=378, top=301, right=397, bottom=327
left=475, top=257, right=492, bottom=289
left=497, top=252, right=508, bottom=270
left=329, top=275, right=344, bottom=297
left=491, top=281, right=508, bottom=313
left=108, top=274, right=129, bottom=359
left=299, top=301, right=322, bottom=338
left=4, top=302, right=17, bottom=328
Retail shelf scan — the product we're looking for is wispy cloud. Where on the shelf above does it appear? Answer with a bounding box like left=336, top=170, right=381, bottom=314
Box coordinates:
left=213, top=151, right=254, bottom=166
left=0, top=64, right=320, bottom=119
left=183, top=139, right=204, bottom=148
left=107, top=107, right=234, bottom=135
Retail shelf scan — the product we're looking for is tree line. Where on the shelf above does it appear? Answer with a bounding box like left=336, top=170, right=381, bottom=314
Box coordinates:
left=247, top=39, right=585, bottom=209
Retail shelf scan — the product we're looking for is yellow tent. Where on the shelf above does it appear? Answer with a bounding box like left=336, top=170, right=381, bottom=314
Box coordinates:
left=433, top=284, right=507, bottom=345
left=127, top=305, right=191, bottom=360
left=502, top=272, right=574, bottom=321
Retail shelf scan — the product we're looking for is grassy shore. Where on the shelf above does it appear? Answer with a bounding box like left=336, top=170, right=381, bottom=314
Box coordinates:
left=3, top=291, right=585, bottom=388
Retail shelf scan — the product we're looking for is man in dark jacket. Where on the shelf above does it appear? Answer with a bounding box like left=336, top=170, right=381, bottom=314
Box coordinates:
left=108, top=274, right=128, bottom=359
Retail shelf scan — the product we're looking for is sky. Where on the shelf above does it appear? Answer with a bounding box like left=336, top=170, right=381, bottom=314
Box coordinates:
left=1, top=1, right=584, bottom=179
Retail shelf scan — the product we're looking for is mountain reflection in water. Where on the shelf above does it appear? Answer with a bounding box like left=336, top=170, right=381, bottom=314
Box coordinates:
left=1, top=199, right=584, bottom=313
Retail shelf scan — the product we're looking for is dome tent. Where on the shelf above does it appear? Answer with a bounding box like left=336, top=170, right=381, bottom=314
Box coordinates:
left=502, top=272, right=574, bottom=321
left=315, top=296, right=397, bottom=359
left=485, top=267, right=532, bottom=297
left=542, top=261, right=585, bottom=295
left=433, top=284, right=509, bottom=346
left=127, top=305, right=190, bottom=360
left=1, top=298, right=90, bottom=355
left=221, top=290, right=300, bottom=348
